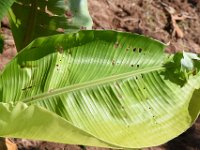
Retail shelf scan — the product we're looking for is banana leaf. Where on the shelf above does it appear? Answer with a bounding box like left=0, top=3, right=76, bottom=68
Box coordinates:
left=0, top=30, right=200, bottom=149
left=0, top=0, right=15, bottom=22
left=8, top=0, right=92, bottom=51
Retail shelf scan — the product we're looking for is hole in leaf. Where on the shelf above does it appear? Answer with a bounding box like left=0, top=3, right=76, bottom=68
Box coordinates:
left=37, top=7, right=40, bottom=10
left=137, top=64, right=140, bottom=68
left=131, top=64, right=134, bottom=67
left=139, top=48, right=142, bottom=53
left=133, top=48, right=137, bottom=52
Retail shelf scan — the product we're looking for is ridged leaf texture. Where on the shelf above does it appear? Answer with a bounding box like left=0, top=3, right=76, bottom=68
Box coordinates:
left=0, top=30, right=200, bottom=149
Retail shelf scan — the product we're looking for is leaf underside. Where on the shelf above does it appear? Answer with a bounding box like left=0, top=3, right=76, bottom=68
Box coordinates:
left=0, top=30, right=200, bottom=149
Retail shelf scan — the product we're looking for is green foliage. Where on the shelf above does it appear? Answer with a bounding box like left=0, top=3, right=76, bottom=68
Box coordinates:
left=1, top=0, right=200, bottom=148
left=181, top=51, right=200, bottom=71
left=0, top=30, right=200, bottom=148
left=181, top=52, right=200, bottom=79
left=9, top=0, right=93, bottom=51
left=0, top=0, right=15, bottom=21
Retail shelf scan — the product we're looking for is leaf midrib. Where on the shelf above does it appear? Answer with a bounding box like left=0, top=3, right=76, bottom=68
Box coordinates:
left=22, top=65, right=165, bottom=104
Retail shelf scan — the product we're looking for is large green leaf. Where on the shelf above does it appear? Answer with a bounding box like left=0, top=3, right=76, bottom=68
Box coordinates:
left=9, top=0, right=92, bottom=51
left=1, top=30, right=200, bottom=149
left=0, top=0, right=15, bottom=22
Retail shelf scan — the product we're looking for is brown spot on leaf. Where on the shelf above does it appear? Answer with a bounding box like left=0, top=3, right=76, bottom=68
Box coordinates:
left=56, top=46, right=64, bottom=54
left=80, top=26, right=87, bottom=30
left=114, top=41, right=119, bottom=48
left=112, top=60, right=115, bottom=66
left=65, top=10, right=73, bottom=19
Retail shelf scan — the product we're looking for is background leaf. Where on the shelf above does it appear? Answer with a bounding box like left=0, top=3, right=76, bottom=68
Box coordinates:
left=0, top=0, right=15, bottom=22
left=0, top=30, right=200, bottom=148
left=9, top=0, right=93, bottom=51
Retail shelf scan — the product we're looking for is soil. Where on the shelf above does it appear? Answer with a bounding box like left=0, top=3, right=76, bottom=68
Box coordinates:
left=89, top=0, right=200, bottom=53
left=1, top=0, right=200, bottom=149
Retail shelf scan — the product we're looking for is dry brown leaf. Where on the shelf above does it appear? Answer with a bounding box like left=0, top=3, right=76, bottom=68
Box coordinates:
left=0, top=138, right=17, bottom=150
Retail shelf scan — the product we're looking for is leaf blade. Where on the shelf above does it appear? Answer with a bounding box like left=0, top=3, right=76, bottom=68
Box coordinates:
left=1, top=30, right=200, bottom=148
left=0, top=0, right=15, bottom=21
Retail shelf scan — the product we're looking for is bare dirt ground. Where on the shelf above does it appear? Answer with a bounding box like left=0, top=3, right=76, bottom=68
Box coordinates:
left=1, top=0, right=200, bottom=149
left=89, top=0, right=200, bottom=53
